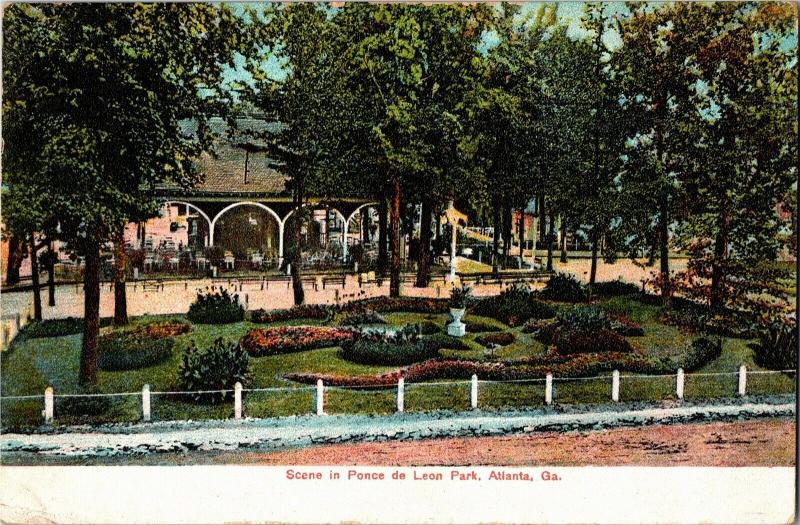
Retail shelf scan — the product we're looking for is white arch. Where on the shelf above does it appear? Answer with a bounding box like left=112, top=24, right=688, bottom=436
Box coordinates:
left=210, top=201, right=282, bottom=248
left=281, top=203, right=346, bottom=227
left=160, top=201, right=213, bottom=247
left=346, top=202, right=380, bottom=225
left=161, top=201, right=212, bottom=229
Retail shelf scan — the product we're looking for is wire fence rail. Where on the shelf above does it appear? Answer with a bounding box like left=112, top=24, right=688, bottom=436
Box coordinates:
left=0, top=366, right=795, bottom=426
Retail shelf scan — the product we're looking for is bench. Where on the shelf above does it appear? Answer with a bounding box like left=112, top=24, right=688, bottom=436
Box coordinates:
left=322, top=275, right=346, bottom=289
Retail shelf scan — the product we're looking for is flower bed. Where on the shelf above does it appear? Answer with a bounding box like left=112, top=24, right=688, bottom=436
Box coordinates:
left=608, top=315, right=645, bottom=336
left=475, top=332, right=516, bottom=347
left=96, top=320, right=189, bottom=371
left=240, top=326, right=354, bottom=357
left=464, top=318, right=503, bottom=333
left=338, top=311, right=387, bottom=327
left=339, top=339, right=440, bottom=366
left=341, top=297, right=450, bottom=314
left=250, top=304, right=333, bottom=324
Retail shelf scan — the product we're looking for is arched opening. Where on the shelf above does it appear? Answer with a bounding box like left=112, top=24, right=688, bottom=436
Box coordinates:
left=211, top=203, right=281, bottom=268
left=283, top=205, right=347, bottom=268
left=346, top=203, right=380, bottom=267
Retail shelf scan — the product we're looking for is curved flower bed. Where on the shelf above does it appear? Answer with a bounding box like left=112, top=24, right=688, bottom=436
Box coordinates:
left=240, top=326, right=354, bottom=357
left=284, top=338, right=721, bottom=387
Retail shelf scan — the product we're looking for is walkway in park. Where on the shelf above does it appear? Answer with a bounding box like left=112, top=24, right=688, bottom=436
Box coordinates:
left=0, top=397, right=793, bottom=461
left=0, top=258, right=687, bottom=321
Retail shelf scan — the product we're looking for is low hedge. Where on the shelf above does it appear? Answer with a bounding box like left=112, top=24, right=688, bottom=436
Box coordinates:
left=421, top=333, right=471, bottom=351
left=464, top=318, right=502, bottom=333
left=750, top=321, right=798, bottom=371
left=250, top=304, right=333, bottom=324
left=240, top=326, right=353, bottom=357
left=591, top=280, right=641, bottom=297
left=476, top=332, right=516, bottom=347
left=417, top=320, right=442, bottom=335
left=22, top=317, right=84, bottom=339
left=341, top=297, right=450, bottom=314
left=187, top=288, right=244, bottom=324
left=339, top=339, right=441, bottom=366
left=97, top=334, right=175, bottom=371
left=553, top=328, right=634, bottom=355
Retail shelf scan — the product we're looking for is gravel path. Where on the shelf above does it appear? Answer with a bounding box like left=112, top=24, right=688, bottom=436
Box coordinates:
left=1, top=396, right=793, bottom=460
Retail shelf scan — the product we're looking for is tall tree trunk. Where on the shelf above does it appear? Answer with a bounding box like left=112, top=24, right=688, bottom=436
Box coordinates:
left=492, top=203, right=501, bottom=277
left=389, top=178, right=401, bottom=298
left=29, top=235, right=42, bottom=321
left=658, top=193, right=671, bottom=301
left=80, top=238, right=101, bottom=387
left=546, top=213, right=555, bottom=272
left=559, top=221, right=568, bottom=263
left=47, top=241, right=56, bottom=307
left=709, top=210, right=730, bottom=311
left=589, top=227, right=599, bottom=287
left=113, top=226, right=128, bottom=326
left=416, top=198, right=433, bottom=287
left=502, top=205, right=512, bottom=267
left=291, top=191, right=306, bottom=306
left=6, top=235, right=22, bottom=285
left=518, top=210, right=525, bottom=262
left=377, top=197, right=388, bottom=278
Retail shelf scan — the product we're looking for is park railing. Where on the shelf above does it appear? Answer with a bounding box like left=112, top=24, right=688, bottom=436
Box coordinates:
left=0, top=366, right=795, bottom=428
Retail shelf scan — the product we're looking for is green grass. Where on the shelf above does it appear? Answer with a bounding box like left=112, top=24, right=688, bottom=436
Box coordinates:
left=1, top=298, right=795, bottom=428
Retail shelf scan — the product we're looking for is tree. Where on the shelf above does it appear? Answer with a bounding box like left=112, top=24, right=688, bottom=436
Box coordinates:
left=672, top=2, right=797, bottom=311
left=3, top=4, right=248, bottom=385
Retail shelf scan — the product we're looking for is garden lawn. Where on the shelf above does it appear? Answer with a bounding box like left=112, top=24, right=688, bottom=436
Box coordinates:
left=1, top=298, right=795, bottom=428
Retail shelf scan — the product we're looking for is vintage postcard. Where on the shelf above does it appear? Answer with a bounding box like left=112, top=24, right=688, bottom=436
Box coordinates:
left=0, top=1, right=797, bottom=524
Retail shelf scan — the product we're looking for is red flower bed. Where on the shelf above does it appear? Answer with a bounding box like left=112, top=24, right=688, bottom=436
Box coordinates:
left=240, top=326, right=354, bottom=357
left=125, top=320, right=190, bottom=339
left=341, top=297, right=449, bottom=314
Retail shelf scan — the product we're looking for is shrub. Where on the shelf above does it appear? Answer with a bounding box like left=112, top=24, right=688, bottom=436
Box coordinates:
left=471, top=285, right=556, bottom=326
left=177, top=338, right=250, bottom=404
left=339, top=339, right=440, bottom=366
left=251, top=304, right=333, bottom=324
left=680, top=337, right=723, bottom=371
left=591, top=279, right=641, bottom=297
left=23, top=317, right=83, bottom=338
left=417, top=320, right=442, bottom=335
left=240, top=326, right=353, bottom=357
left=187, top=287, right=244, bottom=324
left=98, top=334, right=174, bottom=371
left=464, top=318, right=502, bottom=333
left=560, top=306, right=611, bottom=332
left=751, top=321, right=798, bottom=371
left=338, top=311, right=387, bottom=327
left=450, top=285, right=472, bottom=309
left=553, top=328, right=634, bottom=355
left=540, top=273, right=588, bottom=302
left=476, top=332, right=516, bottom=347
left=421, top=333, right=471, bottom=351
left=660, top=298, right=756, bottom=338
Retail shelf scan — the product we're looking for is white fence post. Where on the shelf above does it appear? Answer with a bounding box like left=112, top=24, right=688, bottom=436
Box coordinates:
left=316, top=379, right=325, bottom=415
left=470, top=374, right=478, bottom=409
left=142, top=384, right=151, bottom=422
left=676, top=368, right=685, bottom=400
left=234, top=382, right=243, bottom=419
left=43, top=386, right=54, bottom=424
left=738, top=365, right=747, bottom=396
left=545, top=373, right=553, bottom=405
left=397, top=377, right=404, bottom=413
left=611, top=370, right=620, bottom=402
